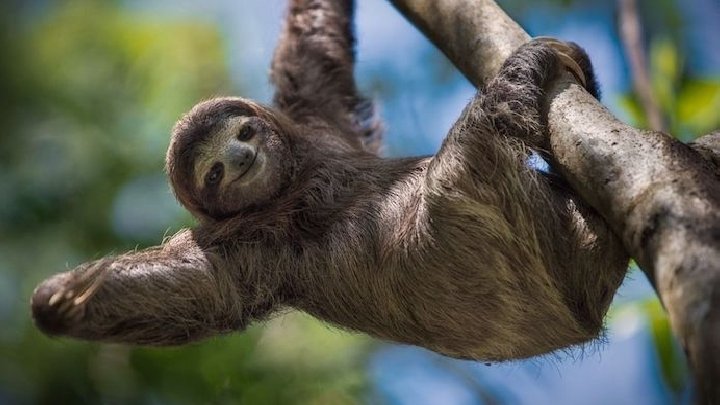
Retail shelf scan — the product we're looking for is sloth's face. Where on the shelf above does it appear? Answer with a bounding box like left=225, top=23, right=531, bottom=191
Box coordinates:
left=168, top=98, right=296, bottom=220
left=193, top=113, right=294, bottom=218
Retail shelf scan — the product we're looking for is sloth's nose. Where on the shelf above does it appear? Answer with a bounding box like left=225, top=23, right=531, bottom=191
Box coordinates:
left=228, top=144, right=256, bottom=169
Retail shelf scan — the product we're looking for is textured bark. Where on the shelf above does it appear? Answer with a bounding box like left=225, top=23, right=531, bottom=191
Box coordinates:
left=390, top=0, right=720, bottom=403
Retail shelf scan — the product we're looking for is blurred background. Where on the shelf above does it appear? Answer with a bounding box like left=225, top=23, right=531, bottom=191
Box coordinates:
left=0, top=0, right=718, bottom=403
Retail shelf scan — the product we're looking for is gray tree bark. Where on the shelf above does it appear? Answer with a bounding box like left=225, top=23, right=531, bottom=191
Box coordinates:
left=389, top=0, right=720, bottom=403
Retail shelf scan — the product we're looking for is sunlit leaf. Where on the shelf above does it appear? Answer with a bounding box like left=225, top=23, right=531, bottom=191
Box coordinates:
left=617, top=94, right=647, bottom=128
left=677, top=79, right=720, bottom=138
left=650, top=38, right=680, bottom=116
left=640, top=299, right=689, bottom=393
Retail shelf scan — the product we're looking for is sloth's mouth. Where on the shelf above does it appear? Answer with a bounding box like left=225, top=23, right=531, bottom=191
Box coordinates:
left=232, top=153, right=257, bottom=183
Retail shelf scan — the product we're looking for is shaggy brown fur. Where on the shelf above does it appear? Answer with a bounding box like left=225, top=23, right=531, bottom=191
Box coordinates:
left=31, top=0, right=629, bottom=360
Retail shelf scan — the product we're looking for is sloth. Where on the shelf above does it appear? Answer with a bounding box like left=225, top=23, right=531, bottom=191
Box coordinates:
left=31, top=0, right=629, bottom=360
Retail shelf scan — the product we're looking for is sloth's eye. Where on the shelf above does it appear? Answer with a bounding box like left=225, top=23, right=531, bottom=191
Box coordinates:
left=237, top=125, right=255, bottom=141
left=206, top=162, right=224, bottom=186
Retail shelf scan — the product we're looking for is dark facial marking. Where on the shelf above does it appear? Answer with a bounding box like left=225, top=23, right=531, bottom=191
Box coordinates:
left=230, top=153, right=257, bottom=183
left=205, top=162, right=225, bottom=187
left=237, top=125, right=255, bottom=142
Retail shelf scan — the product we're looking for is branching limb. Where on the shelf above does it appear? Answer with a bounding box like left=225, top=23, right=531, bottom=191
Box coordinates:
left=390, top=0, right=720, bottom=402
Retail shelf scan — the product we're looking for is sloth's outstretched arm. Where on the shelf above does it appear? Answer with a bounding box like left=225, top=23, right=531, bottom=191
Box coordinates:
left=30, top=231, right=252, bottom=345
left=271, top=0, right=381, bottom=152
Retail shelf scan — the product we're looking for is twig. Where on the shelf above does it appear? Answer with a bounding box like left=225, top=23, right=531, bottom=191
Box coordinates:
left=618, top=0, right=666, bottom=132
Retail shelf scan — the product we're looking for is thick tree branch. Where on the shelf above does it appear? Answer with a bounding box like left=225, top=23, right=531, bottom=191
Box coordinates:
left=390, top=0, right=720, bottom=402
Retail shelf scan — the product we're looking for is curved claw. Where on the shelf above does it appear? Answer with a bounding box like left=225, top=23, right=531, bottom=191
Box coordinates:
left=533, top=36, right=587, bottom=88
left=32, top=260, right=109, bottom=334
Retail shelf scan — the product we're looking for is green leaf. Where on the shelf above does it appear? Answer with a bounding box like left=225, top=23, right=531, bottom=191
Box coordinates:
left=677, top=79, right=720, bottom=137
left=650, top=39, right=681, bottom=116
left=617, top=94, right=647, bottom=128
left=640, top=299, right=689, bottom=393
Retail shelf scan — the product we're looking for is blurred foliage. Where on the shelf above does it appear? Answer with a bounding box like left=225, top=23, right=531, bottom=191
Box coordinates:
left=640, top=299, right=689, bottom=394
left=619, top=37, right=720, bottom=139
left=607, top=296, right=691, bottom=402
left=2, top=311, right=369, bottom=404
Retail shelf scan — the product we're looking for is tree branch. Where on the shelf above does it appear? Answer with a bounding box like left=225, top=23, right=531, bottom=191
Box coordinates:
left=389, top=0, right=720, bottom=402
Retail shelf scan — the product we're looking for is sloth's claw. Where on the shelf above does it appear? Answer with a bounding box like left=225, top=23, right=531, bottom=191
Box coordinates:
left=48, top=290, right=63, bottom=307
left=31, top=260, right=110, bottom=335
left=65, top=303, right=86, bottom=322
left=533, top=36, right=587, bottom=89
left=56, top=295, right=74, bottom=315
